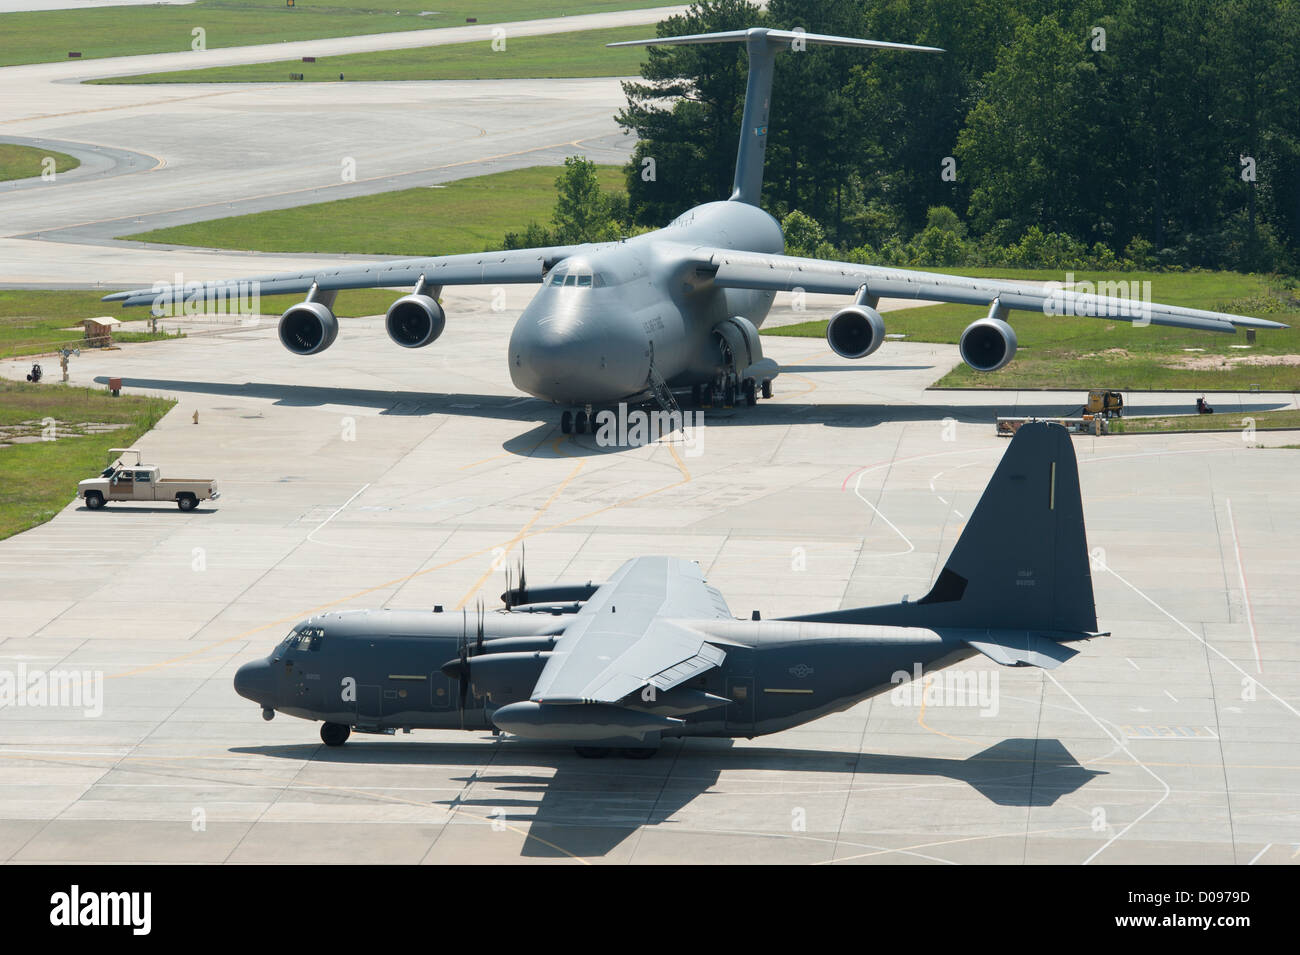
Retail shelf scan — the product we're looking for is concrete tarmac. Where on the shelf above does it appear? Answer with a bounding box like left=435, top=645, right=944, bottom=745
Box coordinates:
left=0, top=293, right=1296, bottom=864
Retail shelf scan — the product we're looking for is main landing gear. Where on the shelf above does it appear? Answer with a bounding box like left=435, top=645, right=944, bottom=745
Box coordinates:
left=692, top=373, right=772, bottom=409
left=320, top=722, right=351, bottom=747
left=574, top=745, right=658, bottom=759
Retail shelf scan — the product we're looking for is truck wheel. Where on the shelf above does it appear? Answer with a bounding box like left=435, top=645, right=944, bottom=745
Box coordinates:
left=177, top=495, right=197, bottom=511
left=320, top=722, right=351, bottom=747
left=85, top=492, right=104, bottom=510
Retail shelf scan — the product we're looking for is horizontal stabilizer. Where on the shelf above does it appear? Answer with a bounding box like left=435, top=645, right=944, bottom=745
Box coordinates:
left=608, top=29, right=942, bottom=54
left=966, top=631, right=1082, bottom=669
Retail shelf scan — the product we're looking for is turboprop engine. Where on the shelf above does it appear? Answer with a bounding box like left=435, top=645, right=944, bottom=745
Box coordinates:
left=825, top=304, right=885, bottom=359
left=958, top=317, right=1017, bottom=372
left=278, top=301, right=338, bottom=355
left=386, top=294, right=446, bottom=348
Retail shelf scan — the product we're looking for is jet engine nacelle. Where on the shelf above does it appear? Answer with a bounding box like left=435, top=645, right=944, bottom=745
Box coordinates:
left=385, top=294, right=446, bottom=349
left=278, top=301, right=338, bottom=356
left=825, top=304, right=885, bottom=359
left=959, top=317, right=1018, bottom=372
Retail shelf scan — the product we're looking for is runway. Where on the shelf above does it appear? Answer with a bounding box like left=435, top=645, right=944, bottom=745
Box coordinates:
left=0, top=6, right=686, bottom=285
left=0, top=294, right=1296, bottom=864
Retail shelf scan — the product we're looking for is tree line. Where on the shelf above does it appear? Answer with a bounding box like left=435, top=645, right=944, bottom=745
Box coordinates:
left=605, top=0, right=1300, bottom=273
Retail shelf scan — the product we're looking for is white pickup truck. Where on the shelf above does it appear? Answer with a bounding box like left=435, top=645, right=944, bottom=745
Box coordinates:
left=78, top=449, right=220, bottom=511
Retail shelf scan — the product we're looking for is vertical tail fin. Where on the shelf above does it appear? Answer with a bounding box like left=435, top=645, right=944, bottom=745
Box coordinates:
left=917, top=422, right=1098, bottom=633
left=784, top=422, right=1098, bottom=634
left=607, top=28, right=942, bottom=206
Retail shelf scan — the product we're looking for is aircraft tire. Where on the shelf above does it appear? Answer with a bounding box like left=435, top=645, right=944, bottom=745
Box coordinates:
left=561, top=410, right=573, bottom=434
left=575, top=410, right=589, bottom=434
left=743, top=379, right=757, bottom=406
left=574, top=746, right=610, bottom=759
left=761, top=379, right=773, bottom=399
left=320, top=722, right=351, bottom=747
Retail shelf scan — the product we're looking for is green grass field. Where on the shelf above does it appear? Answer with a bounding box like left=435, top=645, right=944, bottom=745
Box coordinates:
left=0, top=381, right=175, bottom=540
left=766, top=271, right=1300, bottom=392
left=0, top=0, right=661, bottom=67
left=1111, top=408, right=1300, bottom=433
left=0, top=143, right=79, bottom=183
left=0, top=288, right=426, bottom=359
left=123, top=163, right=626, bottom=255
left=0, top=290, right=192, bottom=359
left=92, top=24, right=648, bottom=84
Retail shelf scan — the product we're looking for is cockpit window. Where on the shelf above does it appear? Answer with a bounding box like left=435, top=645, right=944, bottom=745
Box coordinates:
left=281, top=627, right=324, bottom=652
left=548, top=269, right=599, bottom=288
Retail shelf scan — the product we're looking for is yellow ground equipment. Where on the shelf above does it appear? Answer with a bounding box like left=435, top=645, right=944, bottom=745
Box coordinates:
left=1086, top=389, right=1124, bottom=419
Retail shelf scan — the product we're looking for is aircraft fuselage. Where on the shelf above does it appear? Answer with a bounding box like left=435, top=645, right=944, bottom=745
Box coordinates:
left=234, top=608, right=976, bottom=745
left=507, top=200, right=783, bottom=405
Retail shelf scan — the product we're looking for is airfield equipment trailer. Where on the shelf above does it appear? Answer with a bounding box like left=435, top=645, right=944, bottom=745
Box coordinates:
left=77, top=448, right=219, bottom=511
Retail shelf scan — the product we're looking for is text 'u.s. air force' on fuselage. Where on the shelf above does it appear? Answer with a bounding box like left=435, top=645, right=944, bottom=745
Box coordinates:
left=104, top=28, right=1285, bottom=435
left=234, top=422, right=1107, bottom=758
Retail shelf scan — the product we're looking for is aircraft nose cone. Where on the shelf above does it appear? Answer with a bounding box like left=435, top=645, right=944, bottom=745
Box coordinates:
left=509, top=307, right=648, bottom=404
left=234, top=659, right=274, bottom=705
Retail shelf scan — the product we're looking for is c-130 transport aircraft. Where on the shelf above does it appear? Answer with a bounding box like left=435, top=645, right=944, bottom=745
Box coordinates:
left=234, top=422, right=1106, bottom=757
left=104, top=28, right=1285, bottom=433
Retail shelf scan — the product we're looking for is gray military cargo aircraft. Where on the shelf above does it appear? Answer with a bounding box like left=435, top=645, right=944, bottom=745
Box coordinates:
left=104, top=28, right=1284, bottom=434
left=234, top=421, right=1105, bottom=757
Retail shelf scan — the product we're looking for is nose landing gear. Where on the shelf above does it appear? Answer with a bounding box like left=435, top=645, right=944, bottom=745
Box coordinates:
left=560, top=406, right=593, bottom=435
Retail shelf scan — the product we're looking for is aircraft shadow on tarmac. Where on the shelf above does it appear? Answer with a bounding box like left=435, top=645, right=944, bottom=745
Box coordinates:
left=97, top=377, right=1291, bottom=453
left=232, top=735, right=1103, bottom=859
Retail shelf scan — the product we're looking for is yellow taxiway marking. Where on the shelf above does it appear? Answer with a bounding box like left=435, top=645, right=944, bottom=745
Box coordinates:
left=107, top=436, right=691, bottom=680
left=452, top=460, right=584, bottom=610
left=916, top=676, right=975, bottom=744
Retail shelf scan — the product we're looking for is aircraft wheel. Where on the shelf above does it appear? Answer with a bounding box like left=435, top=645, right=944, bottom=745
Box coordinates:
left=320, top=722, right=351, bottom=747
left=574, top=745, right=610, bottom=759
left=85, top=493, right=104, bottom=510
left=575, top=410, right=589, bottom=434
left=743, top=379, right=757, bottom=406
left=761, top=379, right=773, bottom=399
left=620, top=747, right=658, bottom=759
left=691, top=384, right=703, bottom=406
left=561, top=410, right=573, bottom=434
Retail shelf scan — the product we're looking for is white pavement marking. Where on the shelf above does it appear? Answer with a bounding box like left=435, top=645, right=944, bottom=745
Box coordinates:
left=1045, top=672, right=1172, bottom=865
left=1107, top=566, right=1300, bottom=720
left=852, top=469, right=914, bottom=556
left=1248, top=843, right=1272, bottom=865
left=1225, top=497, right=1263, bottom=672
left=306, top=483, right=370, bottom=545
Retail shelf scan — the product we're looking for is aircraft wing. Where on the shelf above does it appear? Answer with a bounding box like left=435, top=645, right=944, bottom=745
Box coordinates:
left=699, top=249, right=1287, bottom=332
left=527, top=558, right=729, bottom=705
left=101, top=246, right=577, bottom=309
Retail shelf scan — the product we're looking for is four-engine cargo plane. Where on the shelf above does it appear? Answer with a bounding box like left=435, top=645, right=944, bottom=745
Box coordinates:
left=234, top=422, right=1105, bottom=757
left=103, top=28, right=1284, bottom=434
